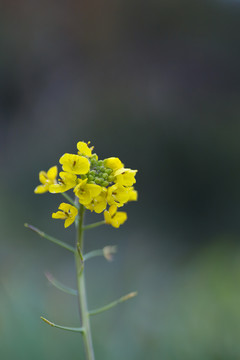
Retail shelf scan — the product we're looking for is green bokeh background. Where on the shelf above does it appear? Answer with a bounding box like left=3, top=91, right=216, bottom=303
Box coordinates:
left=1, top=1, right=240, bottom=359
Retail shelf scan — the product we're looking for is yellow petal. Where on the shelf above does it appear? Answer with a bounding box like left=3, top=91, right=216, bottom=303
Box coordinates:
left=60, top=154, right=90, bottom=175
left=39, top=171, right=48, bottom=185
left=52, top=211, right=66, bottom=219
left=114, top=169, right=137, bottom=187
left=77, top=141, right=93, bottom=157
left=104, top=210, right=112, bottom=224
left=47, top=166, right=58, bottom=181
left=128, top=189, right=138, bottom=201
left=109, top=204, right=117, bottom=216
left=49, top=184, right=66, bottom=193
left=104, top=157, right=124, bottom=171
left=64, top=217, right=76, bottom=228
left=34, top=184, right=49, bottom=194
left=86, top=184, right=102, bottom=198
left=111, top=212, right=127, bottom=228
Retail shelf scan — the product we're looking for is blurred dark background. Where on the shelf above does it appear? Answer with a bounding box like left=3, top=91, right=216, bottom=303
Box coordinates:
left=1, top=1, right=240, bottom=359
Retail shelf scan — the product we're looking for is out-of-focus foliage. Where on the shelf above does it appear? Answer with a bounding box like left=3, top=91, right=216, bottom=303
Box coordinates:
left=1, top=1, right=240, bottom=359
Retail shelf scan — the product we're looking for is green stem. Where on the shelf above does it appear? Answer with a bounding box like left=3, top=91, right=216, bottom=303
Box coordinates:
left=75, top=205, right=95, bottom=360
left=61, top=192, right=77, bottom=207
left=83, top=221, right=105, bottom=231
left=24, top=223, right=75, bottom=253
left=41, top=316, right=84, bottom=333
left=89, top=292, right=138, bottom=316
left=83, top=249, right=104, bottom=261
left=45, top=272, right=77, bottom=296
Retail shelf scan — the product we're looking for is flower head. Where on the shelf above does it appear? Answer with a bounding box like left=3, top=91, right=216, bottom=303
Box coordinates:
left=104, top=205, right=127, bottom=228
left=34, top=140, right=137, bottom=229
left=52, top=203, right=78, bottom=228
left=34, top=166, right=58, bottom=194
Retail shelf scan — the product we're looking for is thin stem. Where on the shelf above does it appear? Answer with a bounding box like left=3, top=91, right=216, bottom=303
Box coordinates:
left=83, top=221, right=105, bottom=231
left=84, top=246, right=117, bottom=262
left=45, top=272, right=77, bottom=296
left=89, top=292, right=138, bottom=316
left=24, top=223, right=75, bottom=253
left=41, top=316, right=84, bottom=333
left=83, top=249, right=104, bottom=261
left=61, top=192, right=77, bottom=207
left=75, top=205, right=95, bottom=360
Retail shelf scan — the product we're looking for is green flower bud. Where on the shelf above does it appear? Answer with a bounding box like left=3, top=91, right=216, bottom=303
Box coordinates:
left=95, top=177, right=101, bottom=184
left=105, top=168, right=112, bottom=175
left=102, top=181, right=109, bottom=187
left=102, top=173, right=108, bottom=179
left=108, top=175, right=114, bottom=182
left=91, top=158, right=97, bottom=166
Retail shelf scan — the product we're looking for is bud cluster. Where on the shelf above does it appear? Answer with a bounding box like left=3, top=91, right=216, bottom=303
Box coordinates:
left=84, top=155, right=114, bottom=187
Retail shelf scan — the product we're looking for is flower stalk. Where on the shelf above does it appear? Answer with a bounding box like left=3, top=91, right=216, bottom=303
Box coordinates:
left=75, top=205, right=95, bottom=360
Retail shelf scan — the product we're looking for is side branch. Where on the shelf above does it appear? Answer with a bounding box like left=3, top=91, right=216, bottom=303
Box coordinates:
left=83, top=221, right=105, bottom=231
left=24, top=223, right=75, bottom=253
left=41, top=316, right=84, bottom=333
left=88, top=291, right=138, bottom=316
left=84, top=246, right=117, bottom=262
left=61, top=192, right=77, bottom=207
left=45, top=272, right=77, bottom=296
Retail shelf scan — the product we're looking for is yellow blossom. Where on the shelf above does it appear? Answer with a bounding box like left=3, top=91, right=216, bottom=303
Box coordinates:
left=74, top=179, right=102, bottom=205
left=85, top=188, right=107, bottom=213
left=128, top=188, right=138, bottom=201
left=104, top=157, right=124, bottom=171
left=77, top=141, right=94, bottom=157
left=49, top=172, right=77, bottom=193
left=52, top=203, right=78, bottom=228
left=104, top=205, right=127, bottom=228
left=59, top=153, right=90, bottom=175
left=114, top=168, right=137, bottom=187
left=107, top=184, right=129, bottom=207
left=34, top=166, right=58, bottom=194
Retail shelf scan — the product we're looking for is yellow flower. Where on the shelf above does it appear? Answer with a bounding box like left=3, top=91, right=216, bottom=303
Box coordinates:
left=107, top=184, right=129, bottom=207
left=85, top=188, right=107, bottom=213
left=77, top=141, right=94, bottom=157
left=49, top=172, right=77, bottom=193
left=104, top=205, right=127, bottom=228
left=128, top=188, right=138, bottom=201
left=52, top=203, right=78, bottom=228
left=104, top=157, right=124, bottom=171
left=114, top=168, right=137, bottom=187
left=34, top=166, right=58, bottom=194
left=74, top=179, right=102, bottom=205
left=59, top=153, right=90, bottom=175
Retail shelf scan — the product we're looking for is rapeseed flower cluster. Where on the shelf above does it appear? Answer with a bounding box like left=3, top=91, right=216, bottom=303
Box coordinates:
left=34, top=141, right=137, bottom=228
